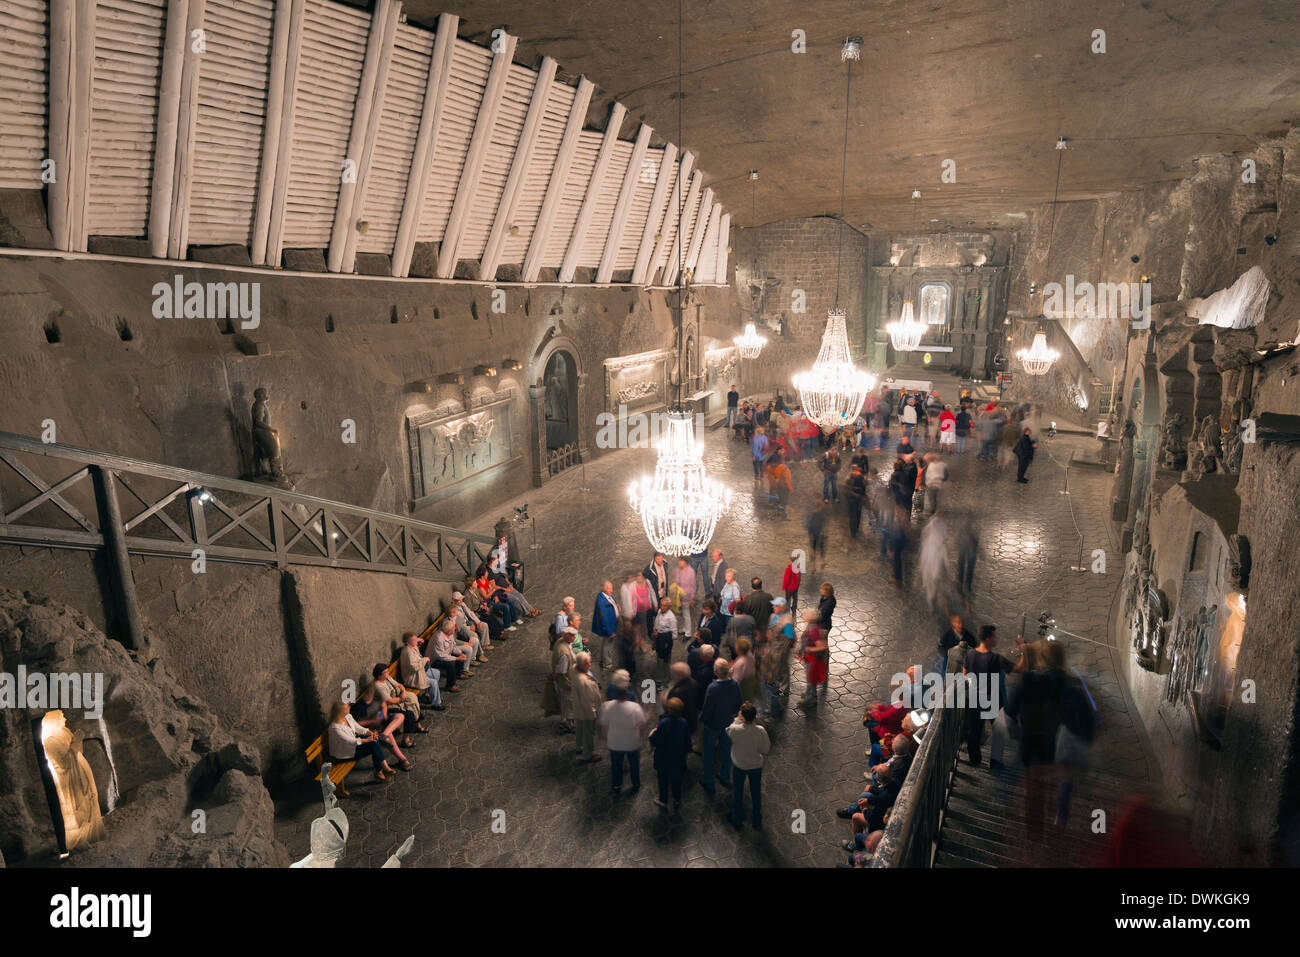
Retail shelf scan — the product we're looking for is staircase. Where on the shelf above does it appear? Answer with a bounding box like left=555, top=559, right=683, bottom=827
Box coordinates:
left=934, top=759, right=1150, bottom=867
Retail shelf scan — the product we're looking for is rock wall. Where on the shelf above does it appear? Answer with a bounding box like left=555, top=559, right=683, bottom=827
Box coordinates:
left=0, top=253, right=732, bottom=531
left=1091, top=130, right=1300, bottom=862
left=729, top=217, right=871, bottom=395
left=1008, top=129, right=1300, bottom=396
left=0, top=547, right=452, bottom=783
left=0, top=589, right=288, bottom=867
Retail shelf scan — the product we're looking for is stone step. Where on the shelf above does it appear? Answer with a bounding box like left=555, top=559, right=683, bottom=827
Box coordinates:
left=933, top=834, right=1022, bottom=868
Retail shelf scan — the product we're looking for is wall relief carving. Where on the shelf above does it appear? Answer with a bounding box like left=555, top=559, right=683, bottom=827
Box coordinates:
left=407, top=394, right=516, bottom=505
left=604, top=350, right=669, bottom=415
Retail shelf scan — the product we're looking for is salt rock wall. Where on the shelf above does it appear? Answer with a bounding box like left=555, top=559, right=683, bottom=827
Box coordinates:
left=0, top=589, right=288, bottom=867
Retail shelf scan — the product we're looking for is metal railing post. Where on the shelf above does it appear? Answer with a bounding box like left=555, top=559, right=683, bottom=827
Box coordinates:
left=91, top=466, right=146, bottom=651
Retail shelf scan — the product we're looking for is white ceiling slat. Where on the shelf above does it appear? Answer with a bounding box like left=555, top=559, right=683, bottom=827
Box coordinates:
left=597, top=122, right=651, bottom=282
left=684, top=186, right=714, bottom=278
left=712, top=212, right=731, bottom=284
left=663, top=169, right=703, bottom=288
left=632, top=142, right=674, bottom=285
left=256, top=0, right=306, bottom=265
left=190, top=0, right=273, bottom=249
left=618, top=146, right=661, bottom=273
left=501, top=78, right=572, bottom=264
left=695, top=200, right=722, bottom=284
left=558, top=103, right=625, bottom=282
left=278, top=0, right=368, bottom=252
left=435, top=33, right=517, bottom=278
left=358, top=21, right=432, bottom=257
left=331, top=0, right=400, bottom=273
left=648, top=150, right=692, bottom=285
left=478, top=55, right=556, bottom=281
left=87, top=0, right=167, bottom=239
left=390, top=12, right=454, bottom=274
left=544, top=129, right=597, bottom=265
left=522, top=75, right=594, bottom=282
left=417, top=38, right=491, bottom=246
left=0, top=0, right=49, bottom=190
left=164, top=0, right=208, bottom=259
left=459, top=60, right=535, bottom=266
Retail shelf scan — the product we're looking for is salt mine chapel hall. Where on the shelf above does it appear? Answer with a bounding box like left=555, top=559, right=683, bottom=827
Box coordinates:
left=0, top=0, right=1297, bottom=937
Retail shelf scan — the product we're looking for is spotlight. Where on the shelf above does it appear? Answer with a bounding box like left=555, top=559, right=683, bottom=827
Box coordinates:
left=1265, top=234, right=1278, bottom=246
left=1130, top=254, right=1140, bottom=263
left=473, top=365, right=498, bottom=377
left=502, top=358, right=522, bottom=371
left=438, top=372, right=465, bottom=385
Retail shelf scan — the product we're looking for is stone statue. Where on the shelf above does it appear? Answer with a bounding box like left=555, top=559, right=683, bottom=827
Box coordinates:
left=381, top=835, right=416, bottom=868
left=40, top=711, right=106, bottom=851
left=1221, top=425, right=1244, bottom=475
left=251, top=387, right=285, bottom=480
left=1159, top=410, right=1187, bottom=470
left=291, top=763, right=350, bottom=868
left=1227, top=534, right=1251, bottom=590
left=1186, top=414, right=1222, bottom=479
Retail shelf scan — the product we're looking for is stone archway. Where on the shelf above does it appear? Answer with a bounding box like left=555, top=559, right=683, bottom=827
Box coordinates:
left=543, top=350, right=578, bottom=450
left=530, top=333, right=588, bottom=486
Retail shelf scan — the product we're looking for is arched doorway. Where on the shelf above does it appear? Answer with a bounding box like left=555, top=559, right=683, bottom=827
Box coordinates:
left=543, top=350, right=578, bottom=451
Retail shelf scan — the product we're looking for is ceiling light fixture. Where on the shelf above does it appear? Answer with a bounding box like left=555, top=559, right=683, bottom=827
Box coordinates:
left=734, top=322, right=767, bottom=358
left=629, top=0, right=729, bottom=555
left=1019, top=137, right=1067, bottom=376
left=794, top=37, right=876, bottom=433
left=887, top=189, right=927, bottom=352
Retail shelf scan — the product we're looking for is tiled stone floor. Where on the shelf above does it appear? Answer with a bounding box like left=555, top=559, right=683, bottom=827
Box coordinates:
left=275, top=421, right=1157, bottom=867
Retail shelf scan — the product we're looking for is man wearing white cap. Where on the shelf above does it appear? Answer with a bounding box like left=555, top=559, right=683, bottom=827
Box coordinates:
left=762, top=596, right=797, bottom=714
left=450, top=591, right=489, bottom=665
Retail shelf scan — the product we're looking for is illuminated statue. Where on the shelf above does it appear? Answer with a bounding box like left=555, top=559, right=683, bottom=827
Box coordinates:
left=40, top=711, right=105, bottom=851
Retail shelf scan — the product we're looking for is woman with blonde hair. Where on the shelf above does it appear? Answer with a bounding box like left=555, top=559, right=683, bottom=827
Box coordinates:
left=326, top=700, right=394, bottom=788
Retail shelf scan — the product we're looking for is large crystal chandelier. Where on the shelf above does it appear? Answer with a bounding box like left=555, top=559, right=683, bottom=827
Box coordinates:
left=629, top=411, right=731, bottom=555
left=1017, top=330, right=1059, bottom=375
left=887, top=299, right=925, bottom=352
left=628, top=5, right=729, bottom=556
left=793, top=37, right=876, bottom=435
left=734, top=322, right=767, bottom=358
left=795, top=308, right=876, bottom=432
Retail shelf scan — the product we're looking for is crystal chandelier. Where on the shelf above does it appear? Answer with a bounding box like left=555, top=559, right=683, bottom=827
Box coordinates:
left=629, top=411, right=731, bottom=556
left=795, top=308, right=877, bottom=433
left=628, top=6, right=729, bottom=556
left=734, top=322, right=767, bottom=359
left=887, top=299, right=925, bottom=352
left=1017, top=331, right=1059, bottom=375
left=793, top=37, right=876, bottom=435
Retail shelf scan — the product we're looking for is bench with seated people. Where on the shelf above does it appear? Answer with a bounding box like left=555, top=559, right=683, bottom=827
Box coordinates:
left=832, top=668, right=928, bottom=866
left=303, top=614, right=447, bottom=796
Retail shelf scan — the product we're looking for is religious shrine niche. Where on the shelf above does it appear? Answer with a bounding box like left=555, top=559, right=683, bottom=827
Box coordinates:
left=35, top=710, right=106, bottom=854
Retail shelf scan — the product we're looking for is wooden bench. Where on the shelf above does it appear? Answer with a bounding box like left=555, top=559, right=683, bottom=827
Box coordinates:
left=302, top=610, right=450, bottom=796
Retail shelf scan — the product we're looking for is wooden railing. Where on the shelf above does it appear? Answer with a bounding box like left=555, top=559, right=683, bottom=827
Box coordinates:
left=0, top=431, right=496, bottom=585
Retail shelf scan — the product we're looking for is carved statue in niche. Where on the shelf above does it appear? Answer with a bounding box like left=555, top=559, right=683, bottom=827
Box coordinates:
left=545, top=356, right=570, bottom=424
left=40, top=710, right=106, bottom=851
left=1186, top=415, right=1222, bottom=479
left=1115, top=418, right=1136, bottom=476
left=1129, top=545, right=1167, bottom=670
left=251, top=387, right=286, bottom=480
left=1221, top=426, right=1244, bottom=475
left=1159, top=409, right=1188, bottom=470
left=1165, top=606, right=1216, bottom=704
left=1227, top=534, right=1251, bottom=590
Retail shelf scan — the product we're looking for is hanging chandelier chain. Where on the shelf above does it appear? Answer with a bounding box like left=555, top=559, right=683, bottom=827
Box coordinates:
left=1045, top=142, right=1065, bottom=264
left=834, top=53, right=852, bottom=309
